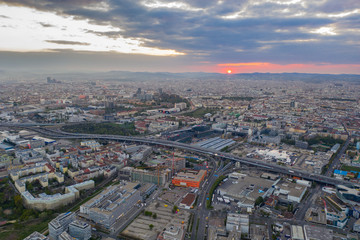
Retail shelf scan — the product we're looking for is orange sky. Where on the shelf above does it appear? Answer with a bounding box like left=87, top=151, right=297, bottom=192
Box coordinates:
left=188, top=62, right=360, bottom=74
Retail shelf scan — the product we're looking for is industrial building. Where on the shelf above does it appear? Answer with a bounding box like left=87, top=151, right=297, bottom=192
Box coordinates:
left=273, top=180, right=308, bottom=203
left=48, top=212, right=75, bottom=240
left=80, top=182, right=142, bottom=229
left=172, top=169, right=207, bottom=188
left=291, top=225, right=304, bottom=240
left=226, top=213, right=249, bottom=234
left=217, top=172, right=278, bottom=208
left=194, top=137, right=235, bottom=151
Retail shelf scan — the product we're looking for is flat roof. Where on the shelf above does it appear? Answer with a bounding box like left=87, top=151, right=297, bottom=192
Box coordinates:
left=218, top=173, right=275, bottom=201
left=303, top=225, right=333, bottom=240
left=173, top=170, right=207, bottom=183
left=291, top=225, right=304, bottom=240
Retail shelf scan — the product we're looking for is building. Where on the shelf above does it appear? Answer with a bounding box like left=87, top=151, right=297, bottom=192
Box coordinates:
left=157, top=224, right=185, bottom=240
left=80, top=182, right=142, bottom=228
left=179, top=193, right=196, bottom=209
left=164, top=157, right=186, bottom=171
left=273, top=181, right=307, bottom=203
left=353, top=218, right=360, bottom=232
left=80, top=140, right=101, bottom=151
left=336, top=184, right=360, bottom=205
left=172, top=169, right=207, bottom=188
left=24, top=232, right=49, bottom=240
left=22, top=180, right=94, bottom=210
left=226, top=213, right=249, bottom=234
left=131, top=168, right=172, bottom=186
left=175, top=102, right=187, bottom=110
left=194, top=137, right=235, bottom=151
left=68, top=220, right=91, bottom=240
left=302, top=225, right=333, bottom=240
left=58, top=231, right=73, bottom=240
left=290, top=101, right=298, bottom=108
left=217, top=173, right=278, bottom=209
left=48, top=212, right=75, bottom=240
left=326, top=210, right=348, bottom=228
left=291, top=225, right=304, bottom=240
left=330, top=143, right=340, bottom=153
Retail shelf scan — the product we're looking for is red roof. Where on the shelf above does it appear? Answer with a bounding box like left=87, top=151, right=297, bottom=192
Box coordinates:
left=180, top=193, right=196, bottom=206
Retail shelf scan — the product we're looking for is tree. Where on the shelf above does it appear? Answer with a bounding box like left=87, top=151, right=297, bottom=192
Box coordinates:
left=149, top=224, right=154, bottom=230
left=14, top=195, right=23, bottom=208
left=172, top=205, right=179, bottom=214
left=153, top=213, right=157, bottom=219
left=255, top=196, right=264, bottom=206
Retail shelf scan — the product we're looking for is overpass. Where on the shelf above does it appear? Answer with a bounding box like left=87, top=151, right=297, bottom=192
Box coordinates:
left=0, top=123, right=356, bottom=187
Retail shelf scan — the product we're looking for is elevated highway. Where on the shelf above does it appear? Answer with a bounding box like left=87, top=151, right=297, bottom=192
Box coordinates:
left=1, top=123, right=355, bottom=188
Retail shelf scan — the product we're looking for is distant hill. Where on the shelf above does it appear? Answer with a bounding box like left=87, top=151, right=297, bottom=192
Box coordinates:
left=1, top=71, right=360, bottom=83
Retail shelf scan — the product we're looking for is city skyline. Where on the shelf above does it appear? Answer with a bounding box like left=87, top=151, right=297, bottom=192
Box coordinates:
left=0, top=0, right=360, bottom=74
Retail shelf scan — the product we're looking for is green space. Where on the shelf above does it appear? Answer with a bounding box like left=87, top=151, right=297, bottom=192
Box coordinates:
left=105, top=105, right=130, bottom=114
left=320, top=97, right=356, bottom=102
left=281, top=138, right=295, bottom=145
left=183, top=108, right=218, bottom=118
left=0, top=175, right=114, bottom=239
left=0, top=178, right=57, bottom=240
left=222, top=96, right=254, bottom=101
left=155, top=93, right=190, bottom=106
left=61, top=122, right=138, bottom=135
left=206, top=175, right=226, bottom=209
left=340, top=165, right=360, bottom=172
left=306, top=136, right=345, bottom=147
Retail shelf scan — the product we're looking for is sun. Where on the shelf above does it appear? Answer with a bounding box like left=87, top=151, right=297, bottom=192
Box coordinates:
left=227, top=69, right=232, bottom=74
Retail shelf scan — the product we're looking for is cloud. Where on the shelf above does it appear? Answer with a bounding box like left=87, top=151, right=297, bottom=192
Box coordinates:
left=45, top=40, right=90, bottom=45
left=0, top=0, right=359, bottom=72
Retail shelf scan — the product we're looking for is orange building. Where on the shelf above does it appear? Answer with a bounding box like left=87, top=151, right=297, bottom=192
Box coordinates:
left=172, top=169, right=207, bottom=188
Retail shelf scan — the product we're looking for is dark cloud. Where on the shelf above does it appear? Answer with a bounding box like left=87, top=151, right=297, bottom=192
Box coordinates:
left=45, top=40, right=90, bottom=45
left=0, top=0, right=359, bottom=69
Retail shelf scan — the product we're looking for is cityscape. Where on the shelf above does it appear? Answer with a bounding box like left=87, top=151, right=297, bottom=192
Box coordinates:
left=1, top=1, right=360, bottom=240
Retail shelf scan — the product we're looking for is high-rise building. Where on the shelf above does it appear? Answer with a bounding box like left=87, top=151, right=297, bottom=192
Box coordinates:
left=69, top=220, right=91, bottom=240
left=48, top=212, right=75, bottom=240
left=290, top=101, right=298, bottom=108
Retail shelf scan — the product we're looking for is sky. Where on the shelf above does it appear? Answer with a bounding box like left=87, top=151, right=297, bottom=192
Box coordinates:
left=0, top=0, right=359, bottom=74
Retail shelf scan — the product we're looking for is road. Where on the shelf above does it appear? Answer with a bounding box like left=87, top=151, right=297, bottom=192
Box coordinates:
left=191, top=161, right=233, bottom=240
left=3, top=124, right=357, bottom=188
left=325, top=135, right=351, bottom=177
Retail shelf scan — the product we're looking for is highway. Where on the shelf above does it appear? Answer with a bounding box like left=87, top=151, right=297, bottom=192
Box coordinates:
left=3, top=124, right=356, bottom=188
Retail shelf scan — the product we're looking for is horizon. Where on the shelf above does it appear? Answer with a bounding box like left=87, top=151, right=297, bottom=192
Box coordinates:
left=0, top=1, right=359, bottom=74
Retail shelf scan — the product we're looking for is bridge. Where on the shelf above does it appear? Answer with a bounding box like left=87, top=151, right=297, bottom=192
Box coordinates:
left=0, top=123, right=354, bottom=188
